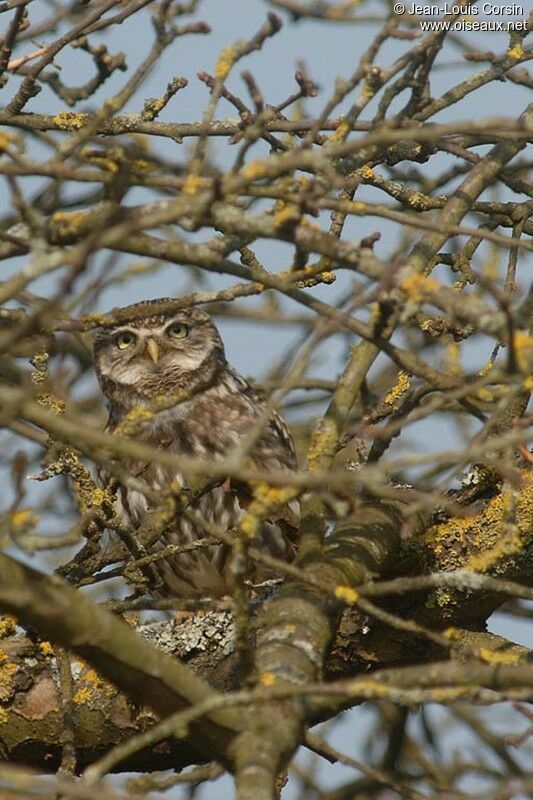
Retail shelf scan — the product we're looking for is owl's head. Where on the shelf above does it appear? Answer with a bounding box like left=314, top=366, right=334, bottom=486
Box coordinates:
left=92, top=300, right=226, bottom=406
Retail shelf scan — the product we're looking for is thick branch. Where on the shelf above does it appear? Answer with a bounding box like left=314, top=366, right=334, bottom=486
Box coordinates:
left=231, top=498, right=410, bottom=800
left=0, top=554, right=241, bottom=764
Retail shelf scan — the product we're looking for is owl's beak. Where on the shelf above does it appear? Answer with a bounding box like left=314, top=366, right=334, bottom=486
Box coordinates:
left=146, top=338, right=160, bottom=364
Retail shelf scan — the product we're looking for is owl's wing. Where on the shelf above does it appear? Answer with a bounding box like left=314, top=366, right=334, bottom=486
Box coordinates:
left=226, top=366, right=297, bottom=470
left=225, top=368, right=300, bottom=551
left=266, top=410, right=298, bottom=468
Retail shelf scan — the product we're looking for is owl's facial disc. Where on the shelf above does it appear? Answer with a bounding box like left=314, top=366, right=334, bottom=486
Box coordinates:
left=94, top=307, right=226, bottom=401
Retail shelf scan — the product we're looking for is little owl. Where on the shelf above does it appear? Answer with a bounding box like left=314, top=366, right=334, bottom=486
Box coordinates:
left=92, top=299, right=299, bottom=598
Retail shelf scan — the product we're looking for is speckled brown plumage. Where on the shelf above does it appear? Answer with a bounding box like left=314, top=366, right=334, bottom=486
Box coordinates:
left=93, top=299, right=299, bottom=598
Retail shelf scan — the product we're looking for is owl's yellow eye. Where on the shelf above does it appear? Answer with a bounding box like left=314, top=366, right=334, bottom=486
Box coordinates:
left=115, top=331, right=137, bottom=349
left=166, top=322, right=188, bottom=339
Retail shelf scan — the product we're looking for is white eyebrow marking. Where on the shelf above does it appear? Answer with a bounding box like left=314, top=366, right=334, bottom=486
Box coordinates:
left=113, top=325, right=164, bottom=338
left=99, top=361, right=146, bottom=383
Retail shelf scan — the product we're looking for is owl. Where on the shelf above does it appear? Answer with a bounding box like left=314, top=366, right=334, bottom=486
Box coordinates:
left=92, top=299, right=299, bottom=598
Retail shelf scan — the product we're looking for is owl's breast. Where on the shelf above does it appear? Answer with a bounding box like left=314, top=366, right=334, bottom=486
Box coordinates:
left=108, top=407, right=217, bottom=529
left=113, top=462, right=186, bottom=528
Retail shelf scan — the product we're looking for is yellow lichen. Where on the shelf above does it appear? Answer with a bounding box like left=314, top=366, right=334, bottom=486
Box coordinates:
left=70, top=458, right=106, bottom=514
left=241, top=160, right=269, bottom=182
left=335, top=585, right=359, bottom=605
left=426, top=684, right=471, bottom=699
left=325, top=6, right=346, bottom=19
left=0, top=659, right=17, bottom=701
left=97, top=157, right=120, bottom=173
left=80, top=313, right=108, bottom=327
left=259, top=671, right=276, bottom=687
left=443, top=626, right=462, bottom=640
left=347, top=679, right=390, bottom=697
left=89, top=488, right=107, bottom=507
left=123, top=612, right=140, bottom=627
left=476, top=387, right=495, bottom=403
left=426, top=474, right=533, bottom=587
left=507, top=43, right=524, bottom=60
left=143, top=97, right=165, bottom=119
left=466, top=527, right=523, bottom=573
left=320, top=271, right=336, bottom=285
left=156, top=390, right=189, bottom=408
left=307, top=417, right=338, bottom=471
left=273, top=204, right=299, bottom=228
left=284, top=623, right=296, bottom=632
left=0, top=707, right=8, bottom=724
left=407, top=191, right=429, bottom=210
left=86, top=668, right=102, bottom=685
left=332, top=0, right=362, bottom=10
left=359, top=164, right=375, bottom=180
left=361, top=81, right=375, bottom=100
left=443, top=341, right=462, bottom=376
left=215, top=46, right=236, bottom=80
left=53, top=111, right=88, bottom=131
left=240, top=512, right=259, bottom=539
left=132, top=158, right=153, bottom=172
left=478, top=647, right=521, bottom=665
left=384, top=371, right=411, bottom=405
left=39, top=641, right=54, bottom=656
left=296, top=267, right=337, bottom=289
left=41, top=395, right=66, bottom=415
left=0, top=617, right=16, bottom=639
left=51, top=210, right=88, bottom=240
left=401, top=273, right=440, bottom=303
left=253, top=483, right=298, bottom=506
left=181, top=175, right=210, bottom=196
left=513, top=330, right=533, bottom=373
left=73, top=686, right=92, bottom=705
left=80, top=146, right=146, bottom=174
left=113, top=404, right=155, bottom=437
left=327, top=118, right=350, bottom=144
left=73, top=667, right=116, bottom=705
left=0, top=131, right=17, bottom=152
left=369, top=302, right=380, bottom=326
left=240, top=480, right=298, bottom=541
left=9, top=508, right=39, bottom=530
left=478, top=357, right=495, bottom=378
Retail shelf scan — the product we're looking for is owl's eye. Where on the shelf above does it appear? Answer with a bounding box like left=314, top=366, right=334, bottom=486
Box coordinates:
left=115, top=331, right=137, bottom=349
left=166, top=322, right=188, bottom=339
